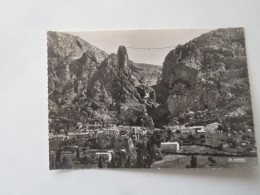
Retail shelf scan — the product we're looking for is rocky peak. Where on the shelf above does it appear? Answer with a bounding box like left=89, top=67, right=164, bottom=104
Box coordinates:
left=117, top=46, right=129, bottom=70
left=152, top=28, right=252, bottom=127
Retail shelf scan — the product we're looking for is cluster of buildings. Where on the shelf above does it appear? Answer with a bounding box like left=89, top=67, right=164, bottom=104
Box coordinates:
left=49, top=121, right=225, bottom=151
left=167, top=122, right=223, bottom=135
left=49, top=121, right=155, bottom=143
left=164, top=122, right=227, bottom=147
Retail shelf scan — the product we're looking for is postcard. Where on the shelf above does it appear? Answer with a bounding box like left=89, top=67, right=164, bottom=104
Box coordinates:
left=48, top=28, right=257, bottom=169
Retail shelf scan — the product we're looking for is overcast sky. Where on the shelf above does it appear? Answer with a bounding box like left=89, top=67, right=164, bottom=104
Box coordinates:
left=70, top=29, right=214, bottom=65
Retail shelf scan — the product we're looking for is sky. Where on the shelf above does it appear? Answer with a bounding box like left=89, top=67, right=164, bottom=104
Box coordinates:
left=70, top=29, right=214, bottom=65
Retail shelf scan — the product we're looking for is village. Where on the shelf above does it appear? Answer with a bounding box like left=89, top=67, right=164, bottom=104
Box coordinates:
left=49, top=120, right=257, bottom=169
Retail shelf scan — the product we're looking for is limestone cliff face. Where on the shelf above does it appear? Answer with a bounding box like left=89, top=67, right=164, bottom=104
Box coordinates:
left=48, top=32, right=109, bottom=130
left=162, top=42, right=202, bottom=86
left=87, top=46, right=157, bottom=124
left=48, top=31, right=108, bottom=104
left=88, top=46, right=139, bottom=103
left=153, top=28, right=253, bottom=127
left=48, top=33, right=160, bottom=131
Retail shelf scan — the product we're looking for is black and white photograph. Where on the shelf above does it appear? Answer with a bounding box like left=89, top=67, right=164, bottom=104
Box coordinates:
left=48, top=28, right=258, bottom=169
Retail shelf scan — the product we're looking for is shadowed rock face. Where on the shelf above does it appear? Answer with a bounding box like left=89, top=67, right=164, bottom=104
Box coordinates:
left=151, top=28, right=253, bottom=127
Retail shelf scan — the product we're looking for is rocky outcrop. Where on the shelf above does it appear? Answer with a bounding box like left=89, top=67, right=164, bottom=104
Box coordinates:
left=48, top=31, right=108, bottom=104
left=48, top=32, right=110, bottom=130
left=88, top=48, right=139, bottom=103
left=48, top=32, right=160, bottom=131
left=87, top=46, right=156, bottom=125
left=117, top=46, right=129, bottom=70
left=152, top=28, right=253, bottom=128
left=162, top=42, right=202, bottom=86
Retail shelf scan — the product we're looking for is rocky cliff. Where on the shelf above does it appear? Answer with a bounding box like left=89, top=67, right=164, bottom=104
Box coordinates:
left=48, top=31, right=108, bottom=101
left=86, top=45, right=157, bottom=125
left=151, top=28, right=253, bottom=130
left=48, top=32, right=160, bottom=131
left=48, top=31, right=110, bottom=130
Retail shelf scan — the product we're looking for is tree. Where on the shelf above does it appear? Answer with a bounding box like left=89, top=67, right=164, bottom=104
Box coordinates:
left=125, top=156, right=131, bottom=168
left=76, top=148, right=80, bottom=159
left=145, top=116, right=154, bottom=130
left=98, top=156, right=103, bottom=168
left=56, top=147, right=61, bottom=164
left=190, top=155, right=197, bottom=168
left=108, top=155, right=115, bottom=168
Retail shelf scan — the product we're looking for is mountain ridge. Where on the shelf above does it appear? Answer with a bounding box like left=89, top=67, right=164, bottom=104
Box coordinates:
left=48, top=32, right=159, bottom=131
